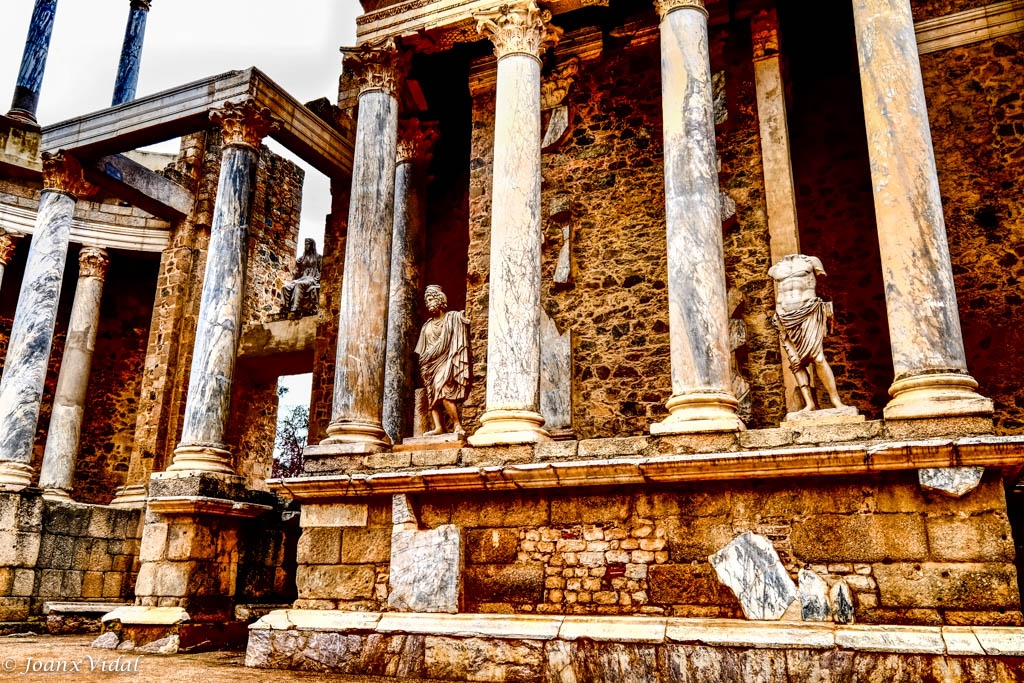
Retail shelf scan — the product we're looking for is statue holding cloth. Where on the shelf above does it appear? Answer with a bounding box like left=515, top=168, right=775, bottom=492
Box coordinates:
left=415, top=285, right=472, bottom=436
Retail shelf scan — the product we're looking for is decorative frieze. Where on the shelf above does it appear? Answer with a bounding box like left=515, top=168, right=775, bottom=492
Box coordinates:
left=210, top=99, right=279, bottom=149
left=396, top=118, right=440, bottom=164
left=475, top=1, right=563, bottom=61
left=654, top=0, right=707, bottom=21
left=341, top=38, right=409, bottom=98
left=41, top=152, right=93, bottom=199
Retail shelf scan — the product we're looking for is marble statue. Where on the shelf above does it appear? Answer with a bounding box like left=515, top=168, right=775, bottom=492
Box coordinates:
left=281, top=238, right=322, bottom=314
left=415, top=285, right=471, bottom=436
left=769, top=254, right=848, bottom=414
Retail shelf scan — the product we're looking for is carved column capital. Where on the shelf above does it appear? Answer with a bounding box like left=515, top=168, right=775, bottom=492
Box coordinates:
left=341, top=38, right=409, bottom=98
left=0, top=232, right=19, bottom=267
left=78, top=246, right=110, bottom=280
left=751, top=9, right=780, bottom=61
left=210, top=99, right=279, bottom=149
left=130, top=0, right=152, bottom=10
left=654, top=0, right=707, bottom=21
left=41, top=152, right=93, bottom=199
left=396, top=118, right=440, bottom=164
left=476, top=1, right=563, bottom=62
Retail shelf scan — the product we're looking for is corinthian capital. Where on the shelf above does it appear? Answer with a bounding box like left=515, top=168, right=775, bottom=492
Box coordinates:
left=210, top=99, right=279, bottom=149
left=751, top=9, right=780, bottom=61
left=130, top=0, right=152, bottom=10
left=654, top=0, right=707, bottom=20
left=0, top=231, right=19, bottom=267
left=396, top=118, right=440, bottom=164
left=341, top=38, right=409, bottom=98
left=78, top=246, right=110, bottom=280
left=41, top=152, right=93, bottom=199
left=476, top=1, right=563, bottom=61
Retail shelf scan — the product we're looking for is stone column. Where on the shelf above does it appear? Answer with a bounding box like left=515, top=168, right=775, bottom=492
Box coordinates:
left=112, top=0, right=152, bottom=106
left=0, top=232, right=20, bottom=292
left=322, top=41, right=405, bottom=451
left=8, top=0, right=59, bottom=123
left=382, top=118, right=438, bottom=444
left=468, top=1, right=561, bottom=447
left=752, top=9, right=802, bottom=413
left=0, top=152, right=89, bottom=488
left=650, top=0, right=744, bottom=435
left=39, top=247, right=109, bottom=501
left=168, top=100, right=277, bottom=474
left=851, top=0, right=993, bottom=421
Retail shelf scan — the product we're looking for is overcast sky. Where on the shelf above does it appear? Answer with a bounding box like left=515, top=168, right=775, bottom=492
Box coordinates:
left=1, top=0, right=361, bottom=247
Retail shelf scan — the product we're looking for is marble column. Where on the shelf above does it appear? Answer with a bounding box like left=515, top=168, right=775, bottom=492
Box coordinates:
left=168, top=100, right=277, bottom=474
left=851, top=0, right=992, bottom=421
left=752, top=9, right=802, bottom=413
left=8, top=0, right=59, bottom=123
left=382, top=118, right=438, bottom=444
left=650, top=0, right=744, bottom=435
left=323, top=40, right=405, bottom=451
left=0, top=152, right=89, bottom=489
left=39, top=247, right=109, bottom=500
left=0, top=232, right=20, bottom=292
left=112, top=0, right=152, bottom=106
left=468, top=1, right=561, bottom=447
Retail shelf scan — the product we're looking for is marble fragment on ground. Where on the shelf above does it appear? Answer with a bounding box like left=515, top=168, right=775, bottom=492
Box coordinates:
left=798, top=569, right=830, bottom=622
left=388, top=525, right=462, bottom=613
left=708, top=531, right=796, bottom=620
left=918, top=466, right=984, bottom=498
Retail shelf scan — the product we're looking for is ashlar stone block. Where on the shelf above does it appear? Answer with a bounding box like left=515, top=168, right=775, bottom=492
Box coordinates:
left=389, top=525, right=462, bottom=614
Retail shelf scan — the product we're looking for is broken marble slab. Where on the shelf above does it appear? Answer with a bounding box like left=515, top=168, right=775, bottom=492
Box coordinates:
left=708, top=531, right=796, bottom=621
left=830, top=580, right=855, bottom=625
left=388, top=524, right=462, bottom=614
left=798, top=569, right=830, bottom=622
left=919, top=467, right=984, bottom=498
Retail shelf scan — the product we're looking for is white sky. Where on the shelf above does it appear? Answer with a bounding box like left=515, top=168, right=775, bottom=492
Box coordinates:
left=2, top=0, right=362, bottom=419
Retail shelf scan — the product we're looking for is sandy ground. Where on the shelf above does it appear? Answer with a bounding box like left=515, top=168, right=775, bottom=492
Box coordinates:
left=0, top=634, right=429, bottom=682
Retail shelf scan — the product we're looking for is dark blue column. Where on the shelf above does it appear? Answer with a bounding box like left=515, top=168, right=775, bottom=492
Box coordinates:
left=112, top=0, right=151, bottom=106
left=8, top=0, right=59, bottom=123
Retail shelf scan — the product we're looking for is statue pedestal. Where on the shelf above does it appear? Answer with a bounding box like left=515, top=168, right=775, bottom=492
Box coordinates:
left=396, top=433, right=467, bottom=452
left=781, top=406, right=864, bottom=428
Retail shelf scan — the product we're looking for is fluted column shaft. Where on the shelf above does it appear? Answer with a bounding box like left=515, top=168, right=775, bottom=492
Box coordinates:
left=0, top=233, right=19, bottom=292
left=383, top=119, right=437, bottom=443
left=468, top=0, right=560, bottom=446
left=169, top=101, right=277, bottom=474
left=39, top=247, right=110, bottom=500
left=0, top=153, right=89, bottom=488
left=324, top=41, right=404, bottom=450
left=112, top=0, right=152, bottom=106
left=9, top=0, right=58, bottom=122
left=851, top=0, right=992, bottom=420
left=651, top=0, right=743, bottom=435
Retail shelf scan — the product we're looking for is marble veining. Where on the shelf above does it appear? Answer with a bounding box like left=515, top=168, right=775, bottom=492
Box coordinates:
left=10, top=0, right=58, bottom=117
left=112, top=4, right=150, bottom=106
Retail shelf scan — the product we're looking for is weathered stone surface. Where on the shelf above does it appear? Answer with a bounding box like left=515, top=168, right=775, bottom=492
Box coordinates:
left=830, top=580, right=855, bottom=625
left=341, top=528, right=391, bottom=564
left=464, top=565, right=544, bottom=606
left=300, top=503, right=368, bottom=528
left=388, top=525, right=462, bottom=613
left=791, top=514, right=928, bottom=562
left=466, top=528, right=520, bottom=564
left=296, top=527, right=342, bottom=565
left=708, top=532, right=796, bottom=620
left=91, top=631, right=120, bottom=649
left=798, top=569, right=830, bottom=622
left=873, top=562, right=1020, bottom=610
left=424, top=636, right=544, bottom=682
left=919, top=467, right=985, bottom=498
left=925, top=513, right=1015, bottom=562
left=648, top=564, right=739, bottom=608
left=296, top=565, right=375, bottom=601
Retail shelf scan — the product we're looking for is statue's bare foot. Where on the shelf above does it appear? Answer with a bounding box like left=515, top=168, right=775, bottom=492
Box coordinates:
left=424, top=428, right=444, bottom=436
left=829, top=398, right=848, bottom=409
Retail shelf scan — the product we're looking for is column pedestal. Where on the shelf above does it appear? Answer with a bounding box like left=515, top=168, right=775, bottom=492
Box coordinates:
left=851, top=0, right=992, bottom=422
left=650, top=0, right=744, bottom=436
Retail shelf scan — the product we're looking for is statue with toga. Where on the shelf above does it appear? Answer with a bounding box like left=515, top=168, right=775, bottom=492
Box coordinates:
left=415, top=285, right=471, bottom=436
left=281, top=238, right=322, bottom=315
left=769, top=254, right=851, bottom=416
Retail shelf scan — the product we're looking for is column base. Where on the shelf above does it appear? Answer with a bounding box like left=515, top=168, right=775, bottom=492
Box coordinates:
left=42, top=487, right=72, bottom=502
left=468, top=410, right=550, bottom=447
left=167, top=444, right=234, bottom=475
left=651, top=391, right=745, bottom=435
left=322, top=421, right=392, bottom=450
left=109, top=483, right=148, bottom=508
left=0, top=462, right=34, bottom=491
left=883, top=373, right=994, bottom=421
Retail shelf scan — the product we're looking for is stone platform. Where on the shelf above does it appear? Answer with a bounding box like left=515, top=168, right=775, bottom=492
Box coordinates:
left=245, top=611, right=1024, bottom=680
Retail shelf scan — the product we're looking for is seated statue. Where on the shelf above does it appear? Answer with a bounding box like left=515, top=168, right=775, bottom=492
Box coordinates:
left=281, top=238, right=322, bottom=315
left=415, top=285, right=471, bottom=436
left=769, top=254, right=848, bottom=414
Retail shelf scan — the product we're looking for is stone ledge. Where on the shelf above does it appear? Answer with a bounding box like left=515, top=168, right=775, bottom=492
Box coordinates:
left=146, top=496, right=273, bottom=518
left=269, top=435, right=1024, bottom=500
left=247, top=610, right=1024, bottom=656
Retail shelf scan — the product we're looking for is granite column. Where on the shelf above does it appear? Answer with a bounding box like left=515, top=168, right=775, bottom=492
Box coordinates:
left=468, top=1, right=561, bottom=447
left=851, top=0, right=992, bottom=420
left=651, top=0, right=744, bottom=435
left=168, top=100, right=277, bottom=474
left=0, top=152, right=90, bottom=488
left=8, top=0, right=58, bottom=122
left=112, top=0, right=152, bottom=106
left=382, top=119, right=438, bottom=443
left=39, top=247, right=110, bottom=500
left=322, top=41, right=405, bottom=451
left=0, top=232, right=20, bottom=293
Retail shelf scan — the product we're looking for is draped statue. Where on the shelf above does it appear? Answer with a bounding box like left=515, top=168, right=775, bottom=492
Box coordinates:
left=415, top=285, right=471, bottom=436
left=281, top=238, right=322, bottom=314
